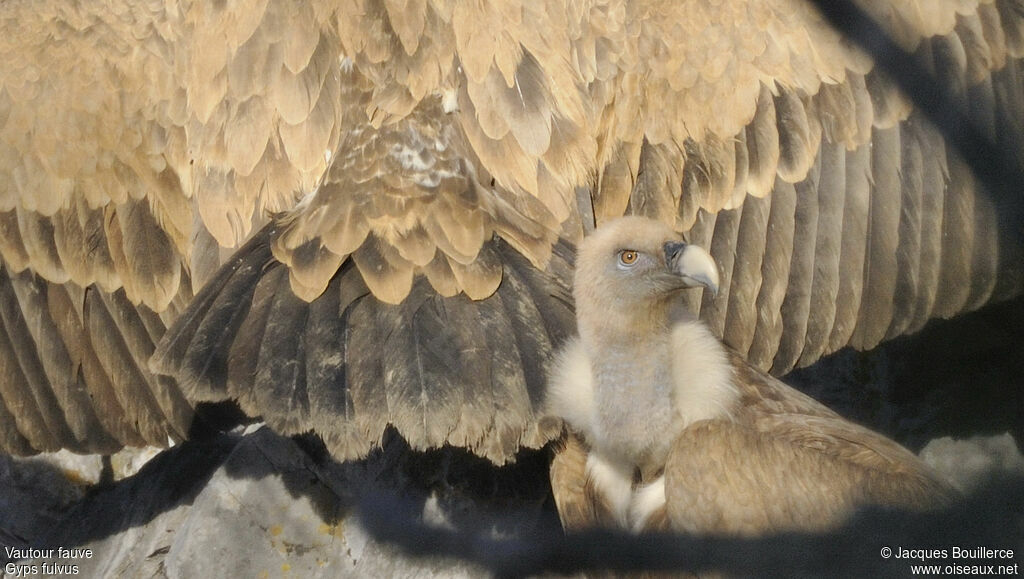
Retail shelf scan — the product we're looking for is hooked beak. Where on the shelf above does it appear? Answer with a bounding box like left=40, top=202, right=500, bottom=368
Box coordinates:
left=664, top=241, right=720, bottom=296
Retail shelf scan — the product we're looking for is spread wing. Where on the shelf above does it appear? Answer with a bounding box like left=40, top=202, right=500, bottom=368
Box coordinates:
left=0, top=267, right=193, bottom=454
left=1, top=0, right=1022, bottom=459
left=150, top=227, right=576, bottom=463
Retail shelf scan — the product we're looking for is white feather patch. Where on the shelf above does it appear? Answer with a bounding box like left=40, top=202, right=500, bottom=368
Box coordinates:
left=585, top=452, right=633, bottom=527
left=545, top=337, right=595, bottom=439
left=670, top=321, right=739, bottom=426
left=630, top=476, right=666, bottom=532
left=441, top=87, right=459, bottom=113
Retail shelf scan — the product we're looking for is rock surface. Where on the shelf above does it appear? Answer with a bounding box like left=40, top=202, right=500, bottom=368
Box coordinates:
left=4, top=427, right=555, bottom=578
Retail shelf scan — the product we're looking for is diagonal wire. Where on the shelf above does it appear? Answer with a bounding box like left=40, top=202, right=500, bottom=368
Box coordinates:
left=806, top=0, right=1024, bottom=238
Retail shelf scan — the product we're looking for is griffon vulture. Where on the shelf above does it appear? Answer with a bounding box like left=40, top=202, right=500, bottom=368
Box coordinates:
left=546, top=216, right=955, bottom=534
left=0, top=0, right=1021, bottom=530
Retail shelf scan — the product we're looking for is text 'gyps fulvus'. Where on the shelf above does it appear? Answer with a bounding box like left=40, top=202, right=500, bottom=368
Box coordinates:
left=0, top=0, right=1022, bottom=561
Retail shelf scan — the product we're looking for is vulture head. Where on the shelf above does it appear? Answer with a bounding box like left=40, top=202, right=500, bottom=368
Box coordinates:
left=574, top=216, right=719, bottom=336
left=551, top=216, right=732, bottom=484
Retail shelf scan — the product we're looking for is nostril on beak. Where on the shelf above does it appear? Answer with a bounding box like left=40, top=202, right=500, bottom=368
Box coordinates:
left=664, top=241, right=686, bottom=264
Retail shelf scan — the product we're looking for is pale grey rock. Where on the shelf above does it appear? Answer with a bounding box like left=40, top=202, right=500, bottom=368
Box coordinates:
left=109, top=446, right=166, bottom=481
left=921, top=433, right=1024, bottom=492
left=13, top=427, right=551, bottom=578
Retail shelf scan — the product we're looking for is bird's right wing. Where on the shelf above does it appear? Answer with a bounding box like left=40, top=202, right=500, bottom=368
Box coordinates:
left=0, top=264, right=193, bottom=455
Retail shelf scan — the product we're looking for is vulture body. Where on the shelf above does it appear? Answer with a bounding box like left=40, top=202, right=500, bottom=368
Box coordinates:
left=546, top=217, right=955, bottom=534
left=0, top=0, right=1021, bottom=557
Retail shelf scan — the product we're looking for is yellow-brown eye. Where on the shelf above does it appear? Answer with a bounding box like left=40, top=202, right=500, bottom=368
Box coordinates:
left=619, top=250, right=639, bottom=265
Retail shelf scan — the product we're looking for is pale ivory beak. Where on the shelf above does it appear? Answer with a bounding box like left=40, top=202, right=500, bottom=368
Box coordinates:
left=664, top=241, right=720, bottom=295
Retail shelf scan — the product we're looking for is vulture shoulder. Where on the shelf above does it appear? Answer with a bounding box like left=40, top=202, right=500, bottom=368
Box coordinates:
left=662, top=363, right=957, bottom=536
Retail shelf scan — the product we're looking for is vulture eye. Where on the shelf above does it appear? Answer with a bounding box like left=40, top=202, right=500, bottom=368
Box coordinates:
left=618, top=250, right=639, bottom=266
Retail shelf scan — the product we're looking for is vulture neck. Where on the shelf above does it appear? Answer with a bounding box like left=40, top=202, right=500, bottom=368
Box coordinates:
left=576, top=296, right=681, bottom=468
left=576, top=293, right=698, bottom=348
left=576, top=296, right=739, bottom=470
left=577, top=296, right=673, bottom=344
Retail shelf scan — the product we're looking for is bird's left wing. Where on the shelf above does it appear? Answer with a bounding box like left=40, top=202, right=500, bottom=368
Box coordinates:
left=662, top=364, right=957, bottom=535
left=662, top=414, right=956, bottom=535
